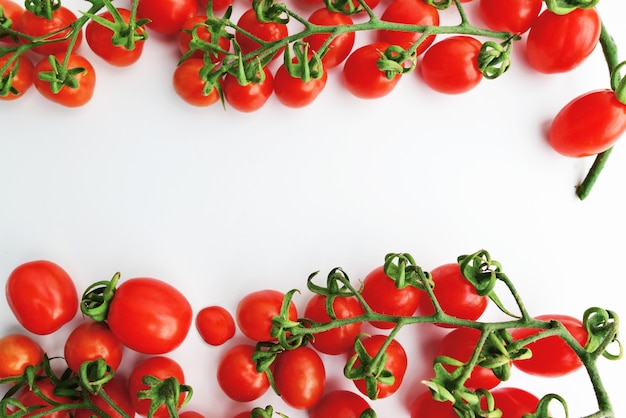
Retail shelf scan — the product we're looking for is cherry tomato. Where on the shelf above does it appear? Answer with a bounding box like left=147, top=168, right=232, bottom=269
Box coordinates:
left=510, top=314, right=588, bottom=377
left=359, top=265, right=421, bottom=329
left=416, top=263, right=488, bottom=324
left=222, top=67, right=274, bottom=112
left=16, top=378, right=76, bottom=418
left=236, top=289, right=298, bottom=342
left=302, top=8, right=355, bottom=69
left=548, top=89, right=626, bottom=157
left=273, top=61, right=327, bottom=108
left=420, top=36, right=483, bottom=94
left=0, top=0, right=24, bottom=44
left=479, top=0, right=542, bottom=34
left=85, top=8, right=146, bottom=67
left=234, top=8, right=288, bottom=61
left=33, top=53, right=96, bottom=107
left=377, top=0, right=439, bottom=54
left=309, top=390, right=372, bottom=418
left=525, top=7, right=600, bottom=74
left=74, top=376, right=136, bottom=418
left=178, top=15, right=230, bottom=62
left=481, top=387, right=540, bottom=417
left=195, top=305, right=236, bottom=346
left=343, top=43, right=401, bottom=99
left=128, top=356, right=186, bottom=418
left=6, top=260, right=78, bottom=335
left=410, top=391, right=457, bottom=418
left=0, top=53, right=34, bottom=100
left=273, top=346, right=326, bottom=409
left=173, top=58, right=221, bottom=107
left=16, top=6, right=82, bottom=56
left=217, top=343, right=270, bottom=402
left=197, top=0, right=233, bottom=14
left=0, top=334, right=44, bottom=379
left=178, top=412, right=205, bottom=418
left=136, top=0, right=196, bottom=36
left=64, top=320, right=123, bottom=373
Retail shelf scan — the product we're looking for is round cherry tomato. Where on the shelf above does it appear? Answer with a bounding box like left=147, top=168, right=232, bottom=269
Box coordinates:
left=377, top=0, right=439, bottom=54
left=222, top=66, right=274, bottom=112
left=548, top=89, right=626, bottom=157
left=128, top=356, right=186, bottom=418
left=0, top=53, right=34, bottom=100
left=195, top=305, right=236, bottom=346
left=33, top=53, right=96, bottom=107
left=136, top=0, right=196, bottom=36
left=510, top=314, right=588, bottom=377
left=16, top=6, right=82, bottom=56
left=410, top=391, right=457, bottom=418
left=481, top=387, right=540, bottom=417
left=64, top=320, right=123, bottom=373
left=173, top=58, right=221, bottom=107
left=6, top=260, right=78, bottom=335
left=236, top=289, right=298, bottom=342
left=309, top=390, right=372, bottom=418
left=273, top=346, right=326, bottom=409
left=525, top=7, right=600, bottom=74
left=416, top=263, right=488, bottom=324
left=0, top=0, right=24, bottom=44
left=178, top=15, right=230, bottom=62
left=343, top=42, right=401, bottom=99
left=303, top=8, right=355, bottom=69
left=348, top=334, right=407, bottom=399
left=74, top=376, right=136, bottom=418
left=420, top=36, right=483, bottom=94
left=217, top=344, right=270, bottom=402
left=106, top=277, right=193, bottom=355
left=234, top=8, right=288, bottom=61
left=0, top=334, right=44, bottom=379
left=479, top=0, right=542, bottom=34
left=273, top=61, right=327, bottom=108
left=85, top=8, right=146, bottom=67
left=16, top=378, right=76, bottom=418
left=359, top=265, right=421, bottom=329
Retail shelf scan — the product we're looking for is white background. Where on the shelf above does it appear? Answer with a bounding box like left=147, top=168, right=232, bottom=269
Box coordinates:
left=1, top=0, right=626, bottom=416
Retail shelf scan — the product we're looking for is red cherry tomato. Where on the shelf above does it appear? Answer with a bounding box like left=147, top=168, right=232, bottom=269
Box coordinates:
left=303, top=8, right=355, bottom=69
left=0, top=0, right=24, bottom=44
left=479, top=0, right=542, bottom=34
left=482, top=387, right=541, bottom=417
left=106, top=277, right=193, bottom=355
left=74, top=376, right=136, bottom=418
left=16, top=6, right=82, bottom=56
left=195, top=305, right=236, bottom=346
left=33, top=53, right=97, bottom=107
left=343, top=43, right=401, bottom=99
left=222, top=67, right=274, bottom=112
left=178, top=15, right=231, bottom=62
left=178, top=412, right=205, bottom=418
left=197, top=0, right=233, bottom=14
left=64, top=320, right=123, bottom=373
left=410, top=391, right=458, bottom=418
left=420, top=36, right=483, bottom=94
left=377, top=0, right=439, bottom=54
left=173, top=58, right=221, bottom=107
left=235, top=8, right=288, bottom=62
left=136, top=0, right=196, bottom=36
left=128, top=356, right=186, bottom=418
left=6, top=260, right=78, bottom=335
left=217, top=343, right=270, bottom=402
left=236, top=289, right=298, bottom=342
left=16, top=378, right=76, bottom=418
left=525, top=7, right=600, bottom=74
left=0, top=334, right=44, bottom=379
left=0, top=53, right=34, bottom=100
left=273, top=61, right=327, bottom=108
left=273, top=346, right=326, bottom=409
left=548, top=89, right=626, bottom=157
left=309, top=390, right=372, bottom=418
left=85, top=8, right=146, bottom=67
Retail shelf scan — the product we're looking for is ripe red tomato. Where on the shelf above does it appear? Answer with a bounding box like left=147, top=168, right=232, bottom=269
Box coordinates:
left=525, top=7, right=600, bottom=74
left=303, top=8, right=355, bottom=69
left=548, top=89, right=626, bottom=157
left=359, top=265, right=421, bottom=329
left=273, top=62, right=327, bottom=108
left=74, top=376, right=136, bottom=418
left=309, top=390, right=372, bottom=418
left=0, top=53, right=34, bottom=100
left=16, top=378, right=76, bottom=418
left=128, top=356, right=186, bottom=418
left=234, top=8, right=288, bottom=61
left=348, top=334, right=407, bottom=399
left=0, top=0, right=24, bottom=44
left=106, top=277, right=192, bottom=355
left=481, top=387, right=540, bottom=416
left=377, top=0, right=439, bottom=54
left=195, top=305, right=236, bottom=346
left=178, top=412, right=205, bottom=418
left=173, top=58, right=221, bottom=107
left=510, top=314, right=588, bottom=377
left=197, top=0, right=233, bottom=13
left=33, top=53, right=96, bottom=107
left=217, top=344, right=270, bottom=402
left=136, top=0, right=196, bottom=36
left=273, top=346, right=326, bottom=409
left=416, top=263, right=488, bottom=324
left=236, top=289, right=298, bottom=342
left=85, top=8, right=146, bottom=67
left=479, top=0, right=542, bottom=34
left=222, top=67, right=274, bottom=112
left=16, top=6, right=82, bottom=56
left=64, top=320, right=123, bottom=373
left=419, top=36, right=483, bottom=94
left=0, top=334, right=44, bottom=379
left=178, top=15, right=230, bottom=62
left=6, top=260, right=78, bottom=335
left=343, top=43, right=401, bottom=99
left=410, top=391, right=457, bottom=418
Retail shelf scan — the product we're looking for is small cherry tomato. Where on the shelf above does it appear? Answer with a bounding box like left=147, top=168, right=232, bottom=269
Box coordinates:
left=0, top=0, right=24, bottom=44
left=309, top=390, right=372, bottom=418
left=64, top=320, right=123, bottom=373
left=16, top=378, right=76, bottom=418
left=410, top=391, right=458, bottom=418
left=85, top=8, right=146, bottom=67
left=197, top=0, right=233, bottom=13
left=377, top=0, right=439, bottom=54
left=343, top=42, right=401, bottom=99
left=273, top=61, right=327, bottom=108
left=273, top=346, right=326, bottom=409
left=479, top=0, right=542, bottom=34
left=74, top=376, right=136, bottom=418
left=173, top=58, right=221, bottom=107
left=195, top=305, right=236, bottom=346
left=16, top=6, right=82, bottom=56
left=128, top=356, right=186, bottom=418
left=217, top=343, right=270, bottom=402
left=136, top=0, right=196, bottom=36
left=222, top=67, right=274, bottom=112
left=481, top=387, right=541, bottom=416
left=178, top=15, right=231, bottom=62
left=33, top=53, right=97, bottom=107
left=234, top=8, right=288, bottom=62
left=0, top=334, right=44, bottom=379
left=0, top=53, right=34, bottom=100
left=303, top=8, right=355, bottom=69
left=236, top=289, right=298, bottom=342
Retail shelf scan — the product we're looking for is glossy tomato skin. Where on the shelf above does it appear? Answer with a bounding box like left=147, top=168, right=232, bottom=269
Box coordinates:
left=479, top=0, right=542, bottom=34
left=197, top=0, right=233, bottom=14
left=235, top=8, right=288, bottom=61
left=359, top=265, right=421, bottom=329
left=173, top=58, right=221, bottom=107
left=303, top=8, right=355, bottom=69
left=343, top=43, right=401, bottom=99
left=510, top=314, right=588, bottom=377
left=0, top=53, right=34, bottom=100
left=74, top=376, right=136, bottom=418
left=273, top=346, right=326, bottom=409
left=6, top=260, right=78, bottom=335
left=64, top=320, right=123, bottom=373
left=16, top=378, right=76, bottom=418
left=195, top=305, right=236, bottom=346
left=222, top=67, right=274, bottom=112
left=178, top=15, right=230, bottom=62
left=217, top=344, right=270, bottom=402
left=33, top=53, right=96, bottom=107
left=525, top=7, right=600, bottom=74
left=128, top=356, right=186, bottom=418
left=107, top=277, right=193, bottom=355
left=309, top=390, right=371, bottom=418
left=377, top=0, right=439, bottom=54
left=0, top=0, right=24, bottom=44
left=548, top=89, right=626, bottom=157
left=273, top=62, right=327, bottom=108
left=137, top=0, right=196, bottom=36
left=16, top=6, right=82, bottom=56
left=85, top=8, right=146, bottom=67
left=0, top=334, right=44, bottom=379
left=420, top=36, right=483, bottom=94
left=482, top=387, right=540, bottom=417
left=410, top=391, right=458, bottom=418
left=236, top=289, right=298, bottom=342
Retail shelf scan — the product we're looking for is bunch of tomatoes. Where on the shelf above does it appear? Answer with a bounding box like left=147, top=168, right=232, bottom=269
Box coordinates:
left=0, top=251, right=620, bottom=417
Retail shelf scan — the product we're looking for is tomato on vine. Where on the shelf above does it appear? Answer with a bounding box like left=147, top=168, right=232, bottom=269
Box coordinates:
left=16, top=6, right=82, bottom=56
left=0, top=334, right=43, bottom=379
left=410, top=391, right=457, bottom=418
left=178, top=15, right=231, bottom=62
left=478, top=0, right=542, bottom=34
left=222, top=66, right=274, bottom=112
left=74, top=377, right=136, bottom=418
left=136, top=0, right=196, bottom=36
left=309, top=390, right=372, bottom=418
left=33, top=53, right=97, bottom=107
left=217, top=343, right=270, bottom=402
left=273, top=60, right=327, bottom=108
left=273, top=346, right=326, bottom=409
left=376, top=0, right=439, bottom=54
left=235, top=289, right=298, bottom=342
left=303, top=8, right=355, bottom=69
left=16, top=378, right=76, bottom=418
left=343, top=43, right=401, bottom=99
left=0, top=0, right=23, bottom=44
left=63, top=320, right=123, bottom=373
left=173, top=58, right=220, bottom=107
left=234, top=8, right=288, bottom=62
left=0, top=53, right=34, bottom=100
left=482, top=387, right=541, bottom=416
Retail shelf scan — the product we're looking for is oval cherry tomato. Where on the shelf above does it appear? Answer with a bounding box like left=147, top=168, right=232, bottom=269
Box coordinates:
left=479, top=0, right=542, bottom=34
left=510, top=314, right=588, bottom=377
left=64, top=320, right=123, bottom=373
left=548, top=89, right=626, bottom=157
left=178, top=15, right=230, bottom=62
left=74, top=376, right=136, bottom=418
left=0, top=53, right=34, bottom=100
left=85, top=8, right=146, bottom=67
left=236, top=289, right=298, bottom=342
left=136, top=0, right=196, bottom=36
left=0, top=0, right=24, bottom=44
left=273, top=61, right=327, bottom=108
left=343, top=43, right=401, bottom=99
left=235, top=8, right=288, bottom=62
left=128, top=356, right=186, bottom=418
left=377, top=0, right=439, bottom=54
left=33, top=53, right=96, bottom=107
left=410, top=391, right=457, bottom=418
left=525, top=7, right=600, bottom=74
left=273, top=346, right=326, bottom=409
left=0, top=334, right=44, bottom=379
left=16, top=378, right=76, bottom=418
left=222, top=67, right=274, bottom=112
left=303, top=8, right=355, bottom=69
left=195, top=305, right=236, bottom=346
left=16, top=6, right=82, bottom=56
left=419, top=36, right=483, bottom=94
left=6, top=260, right=78, bottom=335
left=217, top=343, right=270, bottom=402
left=173, top=58, right=221, bottom=107
left=309, top=390, right=372, bottom=418
left=106, top=277, right=193, bottom=355
left=481, top=387, right=541, bottom=417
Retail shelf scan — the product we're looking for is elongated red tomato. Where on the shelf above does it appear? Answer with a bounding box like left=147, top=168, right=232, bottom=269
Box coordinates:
left=479, top=0, right=542, bottom=34
left=303, top=8, right=355, bottom=69
left=16, top=6, right=82, bottom=56
left=64, top=320, right=123, bottom=373
left=343, top=43, right=401, bottom=99
left=85, top=8, right=146, bottom=67
left=548, top=89, right=626, bottom=157
left=6, top=260, right=78, bottom=335
left=128, top=356, right=186, bottom=418
left=481, top=387, right=541, bottom=417
left=377, top=0, right=439, bottom=54
left=0, top=53, right=34, bottom=100
left=33, top=53, right=96, bottom=107
left=0, top=334, right=44, bottom=379
left=273, top=346, right=326, bottom=409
